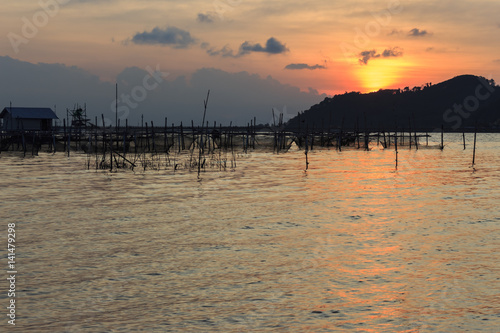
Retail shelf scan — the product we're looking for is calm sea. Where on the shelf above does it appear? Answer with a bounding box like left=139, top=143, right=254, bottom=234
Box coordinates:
left=0, top=133, right=499, bottom=332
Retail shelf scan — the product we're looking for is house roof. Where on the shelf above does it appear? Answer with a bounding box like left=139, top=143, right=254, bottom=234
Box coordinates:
left=0, top=107, right=59, bottom=119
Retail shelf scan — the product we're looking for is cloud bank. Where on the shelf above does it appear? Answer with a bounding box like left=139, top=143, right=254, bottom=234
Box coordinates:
left=0, top=56, right=326, bottom=126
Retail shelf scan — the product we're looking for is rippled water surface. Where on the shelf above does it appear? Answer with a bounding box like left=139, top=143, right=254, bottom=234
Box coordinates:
left=1, top=133, right=499, bottom=332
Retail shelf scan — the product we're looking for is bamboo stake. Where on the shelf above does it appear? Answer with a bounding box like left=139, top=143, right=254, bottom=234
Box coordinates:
left=472, top=127, right=477, bottom=166
left=440, top=124, right=444, bottom=150
left=408, top=118, right=412, bottom=150
left=63, top=118, right=67, bottom=152
left=101, top=114, right=106, bottom=155
left=198, top=90, right=210, bottom=177
left=395, top=130, right=398, bottom=170
left=305, top=124, right=309, bottom=170
left=164, top=117, right=168, bottom=153
left=145, top=122, right=150, bottom=152
left=67, top=125, right=71, bottom=157
left=53, top=131, right=56, bottom=154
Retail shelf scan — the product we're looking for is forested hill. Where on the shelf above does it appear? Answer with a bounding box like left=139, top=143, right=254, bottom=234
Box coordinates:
left=286, top=75, right=500, bottom=132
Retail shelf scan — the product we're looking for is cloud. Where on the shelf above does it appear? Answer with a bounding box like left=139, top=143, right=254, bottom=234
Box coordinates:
left=359, top=47, right=403, bottom=64
left=382, top=47, right=403, bottom=57
left=359, top=50, right=380, bottom=64
left=202, top=43, right=240, bottom=57
left=408, top=28, right=429, bottom=37
left=240, top=37, right=289, bottom=55
left=285, top=63, right=326, bottom=70
left=205, top=37, right=289, bottom=58
left=197, top=13, right=214, bottom=23
left=388, top=29, right=403, bottom=36
left=130, top=26, right=196, bottom=48
left=426, top=47, right=445, bottom=53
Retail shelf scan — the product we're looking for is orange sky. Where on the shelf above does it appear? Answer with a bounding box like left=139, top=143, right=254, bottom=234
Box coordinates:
left=1, top=0, right=499, bottom=96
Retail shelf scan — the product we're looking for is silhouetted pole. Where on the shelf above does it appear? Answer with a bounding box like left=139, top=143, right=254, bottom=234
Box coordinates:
left=440, top=124, right=444, bottom=150
left=395, top=130, right=398, bottom=170
left=305, top=124, right=309, bottom=170
left=472, top=127, right=477, bottom=166
left=198, top=90, right=210, bottom=178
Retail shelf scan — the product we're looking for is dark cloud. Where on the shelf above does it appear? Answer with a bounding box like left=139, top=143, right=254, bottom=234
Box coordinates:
left=240, top=37, right=289, bottom=55
left=408, top=28, right=429, bottom=37
left=285, top=63, right=326, bottom=70
left=131, top=26, right=196, bottom=48
left=359, top=50, right=380, bottom=64
left=382, top=47, right=403, bottom=57
left=205, top=37, right=289, bottom=58
left=197, top=13, right=214, bottom=23
left=359, top=47, right=403, bottom=64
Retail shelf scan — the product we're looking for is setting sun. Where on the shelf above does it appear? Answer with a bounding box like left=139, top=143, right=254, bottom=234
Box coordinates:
left=356, top=58, right=408, bottom=92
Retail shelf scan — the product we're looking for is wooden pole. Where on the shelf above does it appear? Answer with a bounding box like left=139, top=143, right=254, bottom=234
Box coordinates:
left=414, top=130, right=418, bottom=150
left=63, top=118, right=67, bottom=152
left=101, top=114, right=106, bottom=155
left=305, top=124, right=309, bottom=170
left=109, top=133, right=113, bottom=172
left=408, top=118, right=412, bottom=150
left=472, top=127, right=477, bottom=166
left=395, top=130, right=398, bottom=170
left=198, top=90, right=210, bottom=177
left=145, top=122, right=150, bottom=152
left=440, top=124, right=444, bottom=150
left=67, top=125, right=71, bottom=157
left=52, top=131, right=56, bottom=154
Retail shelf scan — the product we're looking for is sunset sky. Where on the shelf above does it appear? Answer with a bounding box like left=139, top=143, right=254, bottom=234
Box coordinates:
left=1, top=0, right=500, bottom=124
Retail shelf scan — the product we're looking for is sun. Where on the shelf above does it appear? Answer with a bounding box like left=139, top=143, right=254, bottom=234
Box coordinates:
left=356, top=58, right=407, bottom=92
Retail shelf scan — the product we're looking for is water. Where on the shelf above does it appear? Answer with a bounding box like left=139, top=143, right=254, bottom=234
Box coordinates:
left=0, top=133, right=499, bottom=332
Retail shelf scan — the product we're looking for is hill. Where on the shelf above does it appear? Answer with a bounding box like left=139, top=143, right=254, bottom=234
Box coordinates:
left=286, top=75, right=500, bottom=132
